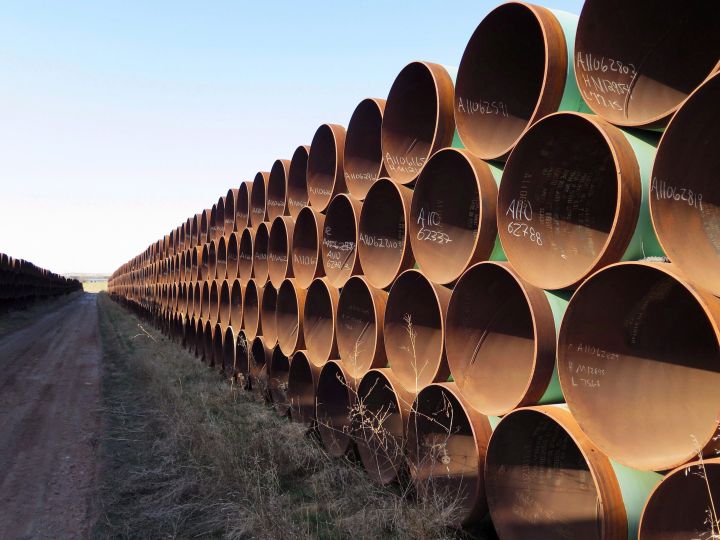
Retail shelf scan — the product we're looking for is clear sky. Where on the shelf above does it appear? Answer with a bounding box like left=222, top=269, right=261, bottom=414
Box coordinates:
left=0, top=0, right=584, bottom=275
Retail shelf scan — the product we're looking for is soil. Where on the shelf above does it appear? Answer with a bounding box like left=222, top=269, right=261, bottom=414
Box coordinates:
left=0, top=293, right=102, bottom=540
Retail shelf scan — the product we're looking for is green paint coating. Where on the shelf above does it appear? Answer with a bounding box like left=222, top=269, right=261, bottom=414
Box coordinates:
left=442, top=65, right=465, bottom=150
left=536, top=290, right=571, bottom=404
left=487, top=415, right=502, bottom=430
left=486, top=161, right=507, bottom=261
left=550, top=10, right=591, bottom=114
left=620, top=129, right=664, bottom=260
left=609, top=460, right=663, bottom=540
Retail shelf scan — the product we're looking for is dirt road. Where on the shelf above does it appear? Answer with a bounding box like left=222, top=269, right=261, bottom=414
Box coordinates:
left=0, top=293, right=101, bottom=540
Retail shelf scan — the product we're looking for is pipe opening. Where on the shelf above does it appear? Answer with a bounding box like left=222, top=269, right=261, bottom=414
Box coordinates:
left=322, top=194, right=361, bottom=287
left=237, top=181, right=252, bottom=230
left=303, top=278, right=338, bottom=366
left=268, top=346, right=290, bottom=415
left=316, top=361, right=355, bottom=457
left=650, top=72, right=720, bottom=296
left=639, top=458, right=720, bottom=540
left=575, top=0, right=720, bottom=127
left=410, top=149, right=498, bottom=285
left=486, top=407, right=625, bottom=539
left=216, top=236, right=227, bottom=280
left=287, top=145, right=310, bottom=219
left=287, top=351, right=318, bottom=426
left=234, top=330, right=250, bottom=377
left=382, top=62, right=454, bottom=184
left=276, top=279, right=305, bottom=355
left=336, top=276, right=386, bottom=379
left=260, top=283, right=278, bottom=347
left=359, top=178, right=413, bottom=289
left=267, top=158, right=291, bottom=220
left=218, top=279, right=230, bottom=326
left=354, top=369, right=410, bottom=485
left=407, top=383, right=490, bottom=526
left=250, top=171, right=270, bottom=227
left=222, top=326, right=235, bottom=377
left=455, top=2, right=557, bottom=160
left=226, top=232, right=239, bottom=279
left=238, top=227, right=255, bottom=282
left=384, top=269, right=449, bottom=392
left=498, top=112, right=632, bottom=290
left=345, top=98, right=385, bottom=199
left=446, top=262, right=556, bottom=415
left=559, top=263, right=720, bottom=470
left=243, top=279, right=262, bottom=340
left=292, top=206, right=324, bottom=289
left=225, top=188, right=238, bottom=235
left=230, top=278, right=242, bottom=329
left=253, top=222, right=270, bottom=285
left=307, top=124, right=346, bottom=212
left=268, top=216, right=294, bottom=288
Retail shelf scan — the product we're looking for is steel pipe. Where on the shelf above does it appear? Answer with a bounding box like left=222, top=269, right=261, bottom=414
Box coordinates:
left=238, top=227, right=255, bottom=282
left=243, top=279, right=263, bottom=340
left=291, top=206, right=325, bottom=289
left=260, top=283, right=278, bottom=347
left=268, top=345, right=290, bottom=416
left=249, top=335, right=272, bottom=391
left=276, top=278, right=306, bottom=355
left=287, top=145, right=310, bottom=219
left=650, top=72, right=720, bottom=296
left=225, top=187, right=239, bottom=235
left=383, top=269, right=450, bottom=392
left=213, top=196, right=225, bottom=241
left=229, top=278, right=243, bottom=329
left=486, top=405, right=661, bottom=540
left=287, top=350, right=321, bottom=427
left=407, top=382, right=492, bottom=527
left=358, top=178, right=414, bottom=290
left=558, top=262, right=720, bottom=471
left=215, top=235, right=227, bottom=280
left=221, top=326, right=235, bottom=378
left=218, top=279, right=231, bottom=328
left=353, top=368, right=415, bottom=485
left=574, top=0, right=720, bottom=129
left=237, top=181, right=253, bottom=230
left=336, top=276, right=387, bottom=379
left=498, top=111, right=661, bottom=290
left=268, top=216, right=294, bottom=288
left=203, top=319, right=214, bottom=366
left=322, top=193, right=362, bottom=287
left=316, top=360, right=357, bottom=457
left=455, top=2, right=586, bottom=161
left=344, top=97, right=386, bottom=200
left=307, top=124, right=346, bottom=212
left=234, top=329, right=250, bottom=381
left=381, top=61, right=456, bottom=184
left=446, top=261, right=566, bottom=415
left=410, top=148, right=500, bottom=285
left=252, top=222, right=270, bottom=285
left=302, top=277, right=339, bottom=367
left=226, top=231, right=239, bottom=279
left=266, top=158, right=291, bottom=220
left=250, top=171, right=271, bottom=227
left=639, top=458, right=720, bottom=540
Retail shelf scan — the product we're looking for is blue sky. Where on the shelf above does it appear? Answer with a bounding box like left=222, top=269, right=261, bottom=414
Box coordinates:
left=0, top=0, right=584, bottom=274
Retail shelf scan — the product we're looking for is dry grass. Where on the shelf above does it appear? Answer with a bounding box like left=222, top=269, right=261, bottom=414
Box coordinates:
left=83, top=280, right=108, bottom=293
left=94, top=293, right=489, bottom=539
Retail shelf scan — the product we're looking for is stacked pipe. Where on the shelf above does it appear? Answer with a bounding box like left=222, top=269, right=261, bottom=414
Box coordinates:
left=109, top=1, right=720, bottom=537
left=0, top=253, right=81, bottom=310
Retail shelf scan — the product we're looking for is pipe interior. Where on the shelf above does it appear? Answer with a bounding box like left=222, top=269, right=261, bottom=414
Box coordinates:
left=345, top=99, right=383, bottom=199
left=559, top=264, right=720, bottom=470
left=486, top=409, right=603, bottom=540
left=336, top=277, right=379, bottom=377
left=287, top=145, right=309, bottom=217
left=446, top=264, right=534, bottom=415
left=498, top=113, right=618, bottom=290
left=307, top=125, right=338, bottom=209
left=455, top=3, right=545, bottom=159
left=304, top=280, right=334, bottom=363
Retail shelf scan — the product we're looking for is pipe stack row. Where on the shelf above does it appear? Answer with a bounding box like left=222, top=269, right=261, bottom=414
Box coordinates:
left=0, top=253, right=81, bottom=310
left=109, top=1, right=720, bottom=538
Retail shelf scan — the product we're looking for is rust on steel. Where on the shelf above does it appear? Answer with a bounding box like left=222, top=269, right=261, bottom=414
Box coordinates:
left=358, top=178, right=415, bottom=290
left=344, top=97, right=387, bottom=200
